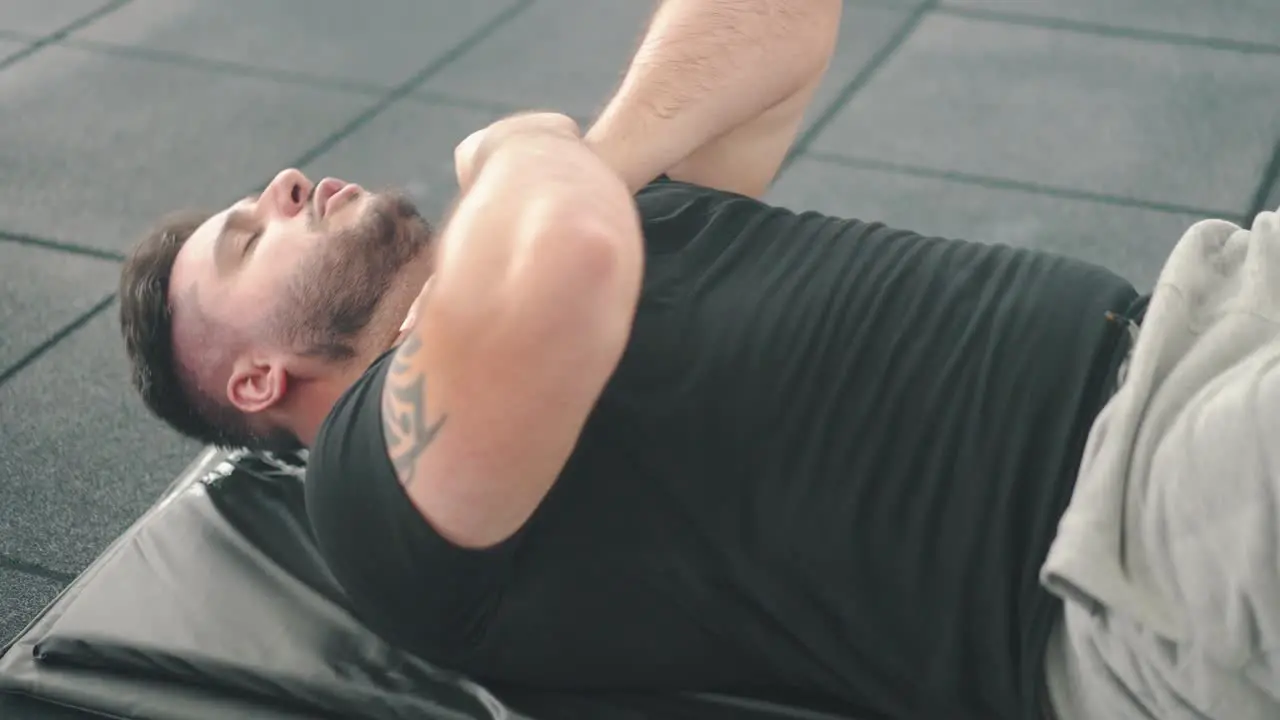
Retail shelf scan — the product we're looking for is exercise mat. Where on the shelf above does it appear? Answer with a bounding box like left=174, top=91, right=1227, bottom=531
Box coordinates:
left=0, top=448, right=863, bottom=720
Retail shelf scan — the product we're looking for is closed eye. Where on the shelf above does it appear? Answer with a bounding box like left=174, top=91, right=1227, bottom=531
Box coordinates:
left=242, top=230, right=262, bottom=256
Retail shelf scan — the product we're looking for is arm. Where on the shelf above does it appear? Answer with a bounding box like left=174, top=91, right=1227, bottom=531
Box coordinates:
left=382, top=114, right=644, bottom=549
left=585, top=0, right=841, bottom=197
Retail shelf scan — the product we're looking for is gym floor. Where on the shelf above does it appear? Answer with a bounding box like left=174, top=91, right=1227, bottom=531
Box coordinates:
left=2, top=1, right=1278, bottom=717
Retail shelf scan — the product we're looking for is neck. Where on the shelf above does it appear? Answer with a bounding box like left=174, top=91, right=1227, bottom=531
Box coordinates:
left=277, top=362, right=370, bottom=448
left=281, top=254, right=435, bottom=448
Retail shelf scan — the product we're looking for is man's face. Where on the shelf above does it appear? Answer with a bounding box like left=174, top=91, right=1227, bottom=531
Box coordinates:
left=169, top=168, right=432, bottom=416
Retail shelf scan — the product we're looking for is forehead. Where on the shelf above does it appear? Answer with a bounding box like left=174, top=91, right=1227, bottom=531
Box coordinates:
left=169, top=205, right=234, bottom=302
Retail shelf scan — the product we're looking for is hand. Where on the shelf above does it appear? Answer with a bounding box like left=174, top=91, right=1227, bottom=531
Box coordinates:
left=454, top=112, right=582, bottom=192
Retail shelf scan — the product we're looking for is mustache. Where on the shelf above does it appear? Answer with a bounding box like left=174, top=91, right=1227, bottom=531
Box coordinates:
left=373, top=186, right=426, bottom=221
left=306, top=183, right=322, bottom=228
left=306, top=185, right=425, bottom=226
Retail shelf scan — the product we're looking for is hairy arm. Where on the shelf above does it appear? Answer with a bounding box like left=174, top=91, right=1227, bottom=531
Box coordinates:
left=382, top=115, right=643, bottom=549
left=585, top=0, right=841, bottom=196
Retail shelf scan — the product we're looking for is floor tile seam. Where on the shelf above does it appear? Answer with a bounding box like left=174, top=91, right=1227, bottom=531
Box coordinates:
left=802, top=150, right=1247, bottom=221
left=0, top=231, right=126, bottom=263
left=780, top=0, right=941, bottom=175
left=44, top=36, right=393, bottom=96
left=934, top=5, right=1280, bottom=57
left=0, top=293, right=116, bottom=388
left=0, top=554, right=78, bottom=585
left=272, top=0, right=538, bottom=185
left=1246, top=138, right=1280, bottom=219
left=0, top=0, right=133, bottom=74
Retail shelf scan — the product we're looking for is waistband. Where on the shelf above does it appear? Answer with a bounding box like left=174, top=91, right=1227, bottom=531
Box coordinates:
left=1102, top=293, right=1150, bottom=395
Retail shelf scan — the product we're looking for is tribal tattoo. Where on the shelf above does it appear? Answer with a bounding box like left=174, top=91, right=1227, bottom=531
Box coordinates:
left=382, top=333, right=447, bottom=487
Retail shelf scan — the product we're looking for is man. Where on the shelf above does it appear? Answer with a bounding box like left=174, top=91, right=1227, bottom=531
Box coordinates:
left=117, top=1, right=1280, bottom=719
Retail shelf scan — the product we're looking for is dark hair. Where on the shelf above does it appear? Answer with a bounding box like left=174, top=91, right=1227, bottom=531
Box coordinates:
left=118, top=210, right=291, bottom=452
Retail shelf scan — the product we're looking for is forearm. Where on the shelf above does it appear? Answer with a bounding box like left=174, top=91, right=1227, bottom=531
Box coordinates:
left=586, top=0, right=840, bottom=191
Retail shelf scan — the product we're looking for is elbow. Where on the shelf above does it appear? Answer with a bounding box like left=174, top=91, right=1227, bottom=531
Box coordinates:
left=520, top=200, right=645, bottom=309
left=552, top=211, right=642, bottom=293
left=498, top=209, right=643, bottom=361
left=781, top=0, right=842, bottom=79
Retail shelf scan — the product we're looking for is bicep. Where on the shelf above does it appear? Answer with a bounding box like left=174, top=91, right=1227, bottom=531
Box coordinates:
left=381, top=226, right=639, bottom=551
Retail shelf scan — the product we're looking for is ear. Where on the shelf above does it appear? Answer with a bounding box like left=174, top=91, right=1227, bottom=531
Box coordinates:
left=226, top=355, right=288, bottom=415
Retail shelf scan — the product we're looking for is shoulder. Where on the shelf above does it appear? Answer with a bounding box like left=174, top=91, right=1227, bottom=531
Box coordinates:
left=308, top=349, right=397, bottom=490
left=303, top=349, right=399, bottom=591
left=635, top=174, right=757, bottom=215
left=633, top=175, right=787, bottom=254
left=304, top=350, right=516, bottom=657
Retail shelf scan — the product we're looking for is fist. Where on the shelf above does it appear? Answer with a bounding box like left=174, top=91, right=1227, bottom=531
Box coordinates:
left=454, top=111, right=581, bottom=191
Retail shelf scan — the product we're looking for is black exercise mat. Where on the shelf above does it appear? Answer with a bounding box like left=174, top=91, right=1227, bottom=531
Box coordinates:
left=0, top=449, right=862, bottom=720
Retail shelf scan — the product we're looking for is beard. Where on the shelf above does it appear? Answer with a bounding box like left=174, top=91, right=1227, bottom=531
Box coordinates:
left=276, top=189, right=433, bottom=362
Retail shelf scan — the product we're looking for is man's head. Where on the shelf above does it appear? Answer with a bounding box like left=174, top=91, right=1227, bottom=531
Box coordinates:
left=119, top=168, right=435, bottom=453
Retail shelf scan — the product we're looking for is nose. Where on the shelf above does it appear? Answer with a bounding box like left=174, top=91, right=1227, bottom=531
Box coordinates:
left=261, top=168, right=313, bottom=218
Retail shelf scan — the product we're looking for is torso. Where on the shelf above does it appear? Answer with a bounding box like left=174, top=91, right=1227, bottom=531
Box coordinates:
left=308, top=178, right=1139, bottom=719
